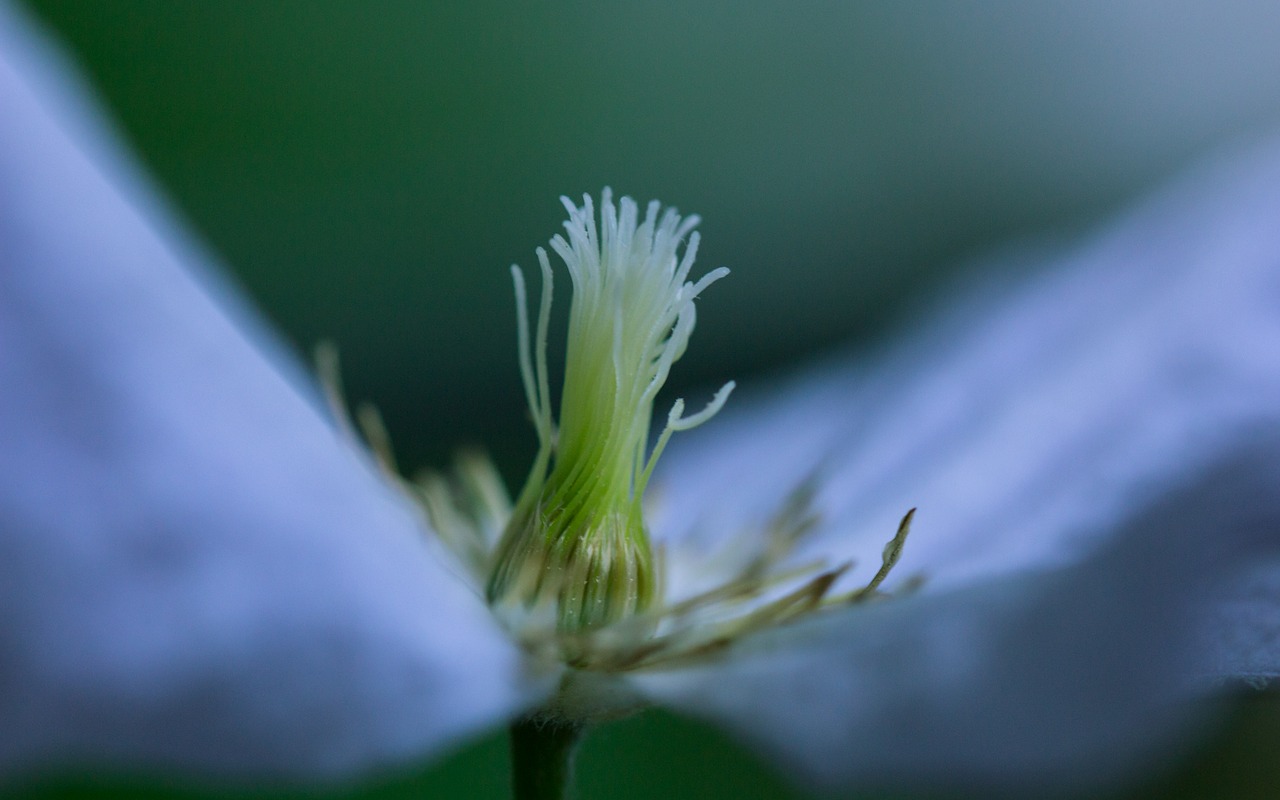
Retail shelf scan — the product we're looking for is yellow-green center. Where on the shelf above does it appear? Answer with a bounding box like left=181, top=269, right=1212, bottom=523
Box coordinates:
left=484, top=190, right=733, bottom=633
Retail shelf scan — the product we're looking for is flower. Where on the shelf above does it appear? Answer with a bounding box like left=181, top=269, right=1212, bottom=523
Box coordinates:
left=378, top=189, right=913, bottom=702
left=2, top=4, right=1279, bottom=797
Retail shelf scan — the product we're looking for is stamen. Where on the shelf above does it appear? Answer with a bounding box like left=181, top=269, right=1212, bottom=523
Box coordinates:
left=313, top=341, right=358, bottom=444
left=841, top=508, right=916, bottom=603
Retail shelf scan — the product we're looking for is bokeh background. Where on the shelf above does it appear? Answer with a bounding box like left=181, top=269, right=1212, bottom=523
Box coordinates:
left=14, top=1, right=1280, bottom=798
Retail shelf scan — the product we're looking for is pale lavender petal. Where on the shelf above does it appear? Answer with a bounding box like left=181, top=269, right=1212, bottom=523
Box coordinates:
left=0, top=5, right=545, bottom=783
left=653, top=136, right=1280, bottom=595
left=643, top=132, right=1280, bottom=789
left=636, top=441, right=1280, bottom=792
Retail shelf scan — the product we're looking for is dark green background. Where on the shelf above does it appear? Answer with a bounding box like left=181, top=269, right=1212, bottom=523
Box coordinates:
left=14, top=1, right=1280, bottom=797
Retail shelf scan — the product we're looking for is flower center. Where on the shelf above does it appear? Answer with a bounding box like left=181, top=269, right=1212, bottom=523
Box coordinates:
left=484, top=190, right=733, bottom=634
left=319, top=189, right=916, bottom=684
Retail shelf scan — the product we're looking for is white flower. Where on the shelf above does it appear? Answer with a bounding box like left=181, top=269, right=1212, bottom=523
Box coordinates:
left=2, top=3, right=1279, bottom=796
left=392, top=189, right=911, bottom=705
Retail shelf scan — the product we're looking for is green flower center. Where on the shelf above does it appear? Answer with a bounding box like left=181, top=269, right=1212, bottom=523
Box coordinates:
left=485, top=190, right=733, bottom=633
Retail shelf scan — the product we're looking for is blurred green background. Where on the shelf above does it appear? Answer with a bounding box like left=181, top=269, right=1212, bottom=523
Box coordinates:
left=14, top=1, right=1280, bottom=798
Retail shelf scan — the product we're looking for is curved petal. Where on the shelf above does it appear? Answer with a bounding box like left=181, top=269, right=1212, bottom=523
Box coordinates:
left=635, top=441, right=1280, bottom=793
left=643, top=131, right=1280, bottom=789
left=652, top=135, right=1280, bottom=596
left=0, top=5, right=545, bottom=784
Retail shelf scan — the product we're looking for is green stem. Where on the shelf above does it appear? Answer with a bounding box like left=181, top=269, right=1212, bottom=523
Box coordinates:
left=509, top=718, right=584, bottom=800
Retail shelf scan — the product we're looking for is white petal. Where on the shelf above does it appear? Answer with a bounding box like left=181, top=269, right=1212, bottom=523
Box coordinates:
left=643, top=135, right=1280, bottom=788
left=0, top=5, right=545, bottom=783
left=653, top=135, right=1280, bottom=595
left=636, top=441, right=1280, bottom=792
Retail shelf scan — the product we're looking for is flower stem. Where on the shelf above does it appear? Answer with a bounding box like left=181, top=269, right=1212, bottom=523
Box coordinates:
left=509, top=718, right=584, bottom=800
